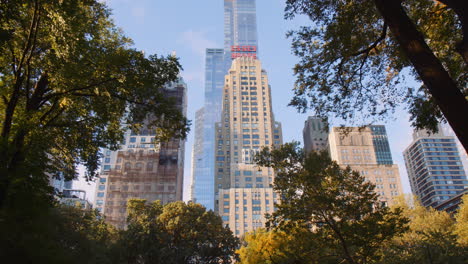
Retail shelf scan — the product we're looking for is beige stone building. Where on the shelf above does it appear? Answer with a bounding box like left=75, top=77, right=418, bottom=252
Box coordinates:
left=215, top=57, right=283, bottom=236
left=328, top=126, right=403, bottom=206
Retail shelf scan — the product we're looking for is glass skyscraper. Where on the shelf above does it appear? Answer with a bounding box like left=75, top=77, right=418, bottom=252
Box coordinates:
left=224, top=0, right=259, bottom=65
left=191, top=0, right=259, bottom=211
left=404, top=127, right=468, bottom=208
left=370, top=125, right=394, bottom=165
left=191, top=49, right=225, bottom=210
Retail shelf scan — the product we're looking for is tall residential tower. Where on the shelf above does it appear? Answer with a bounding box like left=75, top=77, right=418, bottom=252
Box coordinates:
left=403, top=127, right=468, bottom=208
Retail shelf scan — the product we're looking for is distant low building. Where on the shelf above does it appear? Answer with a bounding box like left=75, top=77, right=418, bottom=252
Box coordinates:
left=60, top=189, right=92, bottom=209
left=303, top=117, right=329, bottom=153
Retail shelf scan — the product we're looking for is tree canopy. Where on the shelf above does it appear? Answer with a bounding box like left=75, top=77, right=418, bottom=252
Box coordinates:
left=378, top=195, right=468, bottom=264
left=254, top=142, right=408, bottom=264
left=116, top=200, right=239, bottom=264
left=0, top=0, right=189, bottom=208
left=285, top=0, right=468, bottom=151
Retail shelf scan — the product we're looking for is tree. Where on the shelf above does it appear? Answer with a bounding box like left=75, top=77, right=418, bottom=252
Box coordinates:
left=378, top=196, right=468, bottom=264
left=0, top=204, right=118, bottom=264
left=116, top=200, right=239, bottom=264
left=0, top=0, right=189, bottom=209
left=237, top=227, right=318, bottom=264
left=255, top=142, right=408, bottom=264
left=284, top=0, right=468, bottom=151
left=455, top=194, right=468, bottom=246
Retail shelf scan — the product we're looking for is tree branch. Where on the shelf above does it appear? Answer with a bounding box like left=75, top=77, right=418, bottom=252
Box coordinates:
left=351, top=22, right=387, bottom=57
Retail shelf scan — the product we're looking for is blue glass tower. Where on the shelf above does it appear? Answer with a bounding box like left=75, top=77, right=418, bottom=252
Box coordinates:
left=370, top=125, right=394, bottom=165
left=191, top=49, right=225, bottom=210
left=191, top=0, right=259, bottom=210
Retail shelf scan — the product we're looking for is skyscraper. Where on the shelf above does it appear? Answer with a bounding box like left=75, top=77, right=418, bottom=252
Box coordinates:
left=191, top=0, right=259, bottom=209
left=94, top=78, right=187, bottom=228
left=224, top=0, right=258, bottom=62
left=215, top=57, right=283, bottom=236
left=403, top=127, right=468, bottom=208
left=328, top=126, right=403, bottom=206
left=303, top=117, right=329, bottom=153
left=190, top=49, right=225, bottom=210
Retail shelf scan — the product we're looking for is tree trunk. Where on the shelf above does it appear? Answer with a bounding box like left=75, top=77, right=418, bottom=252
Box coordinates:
left=373, top=0, right=468, bottom=153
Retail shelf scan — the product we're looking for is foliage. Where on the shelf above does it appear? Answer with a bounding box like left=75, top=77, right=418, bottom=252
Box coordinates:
left=377, top=196, right=468, bottom=264
left=237, top=227, right=318, bottom=264
left=254, top=142, right=408, bottom=264
left=455, top=194, right=468, bottom=246
left=0, top=204, right=117, bottom=264
left=115, top=200, right=240, bottom=264
left=0, top=0, right=189, bottom=208
left=284, top=0, right=467, bottom=141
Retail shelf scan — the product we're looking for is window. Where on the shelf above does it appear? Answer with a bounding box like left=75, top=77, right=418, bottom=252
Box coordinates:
left=97, top=192, right=104, bottom=197
left=130, top=137, right=136, bottom=143
left=99, top=178, right=107, bottom=183
left=103, top=165, right=111, bottom=171
left=243, top=170, right=252, bottom=176
left=98, top=185, right=105, bottom=190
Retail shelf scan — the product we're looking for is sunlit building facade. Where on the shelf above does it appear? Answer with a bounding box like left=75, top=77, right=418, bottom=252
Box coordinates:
left=329, top=126, right=403, bottom=206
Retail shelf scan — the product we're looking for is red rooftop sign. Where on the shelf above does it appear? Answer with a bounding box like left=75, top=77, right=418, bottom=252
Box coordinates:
left=231, top=45, right=257, bottom=59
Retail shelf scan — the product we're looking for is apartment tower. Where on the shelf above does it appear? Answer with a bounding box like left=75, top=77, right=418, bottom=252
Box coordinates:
left=94, top=78, right=187, bottom=228
left=403, top=127, right=468, bottom=208
left=328, top=126, right=403, bottom=206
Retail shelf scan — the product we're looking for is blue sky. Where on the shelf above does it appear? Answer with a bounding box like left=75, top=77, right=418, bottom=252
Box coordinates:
left=76, top=0, right=423, bottom=201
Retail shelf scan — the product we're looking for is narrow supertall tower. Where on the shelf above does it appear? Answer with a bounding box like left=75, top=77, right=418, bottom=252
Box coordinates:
left=215, top=57, right=283, bottom=236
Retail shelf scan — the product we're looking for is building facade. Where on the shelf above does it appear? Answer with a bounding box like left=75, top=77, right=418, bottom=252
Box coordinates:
left=215, top=58, right=283, bottom=236
left=303, top=117, right=329, bottom=153
left=329, top=126, right=403, bottom=206
left=94, top=78, right=187, bottom=228
left=403, top=128, right=468, bottom=208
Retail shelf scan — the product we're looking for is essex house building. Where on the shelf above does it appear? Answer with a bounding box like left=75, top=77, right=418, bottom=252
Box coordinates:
left=328, top=126, right=403, bottom=206
left=215, top=57, right=283, bottom=236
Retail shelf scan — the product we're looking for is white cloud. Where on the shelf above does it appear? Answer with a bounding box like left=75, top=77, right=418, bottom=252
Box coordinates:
left=178, top=30, right=219, bottom=56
